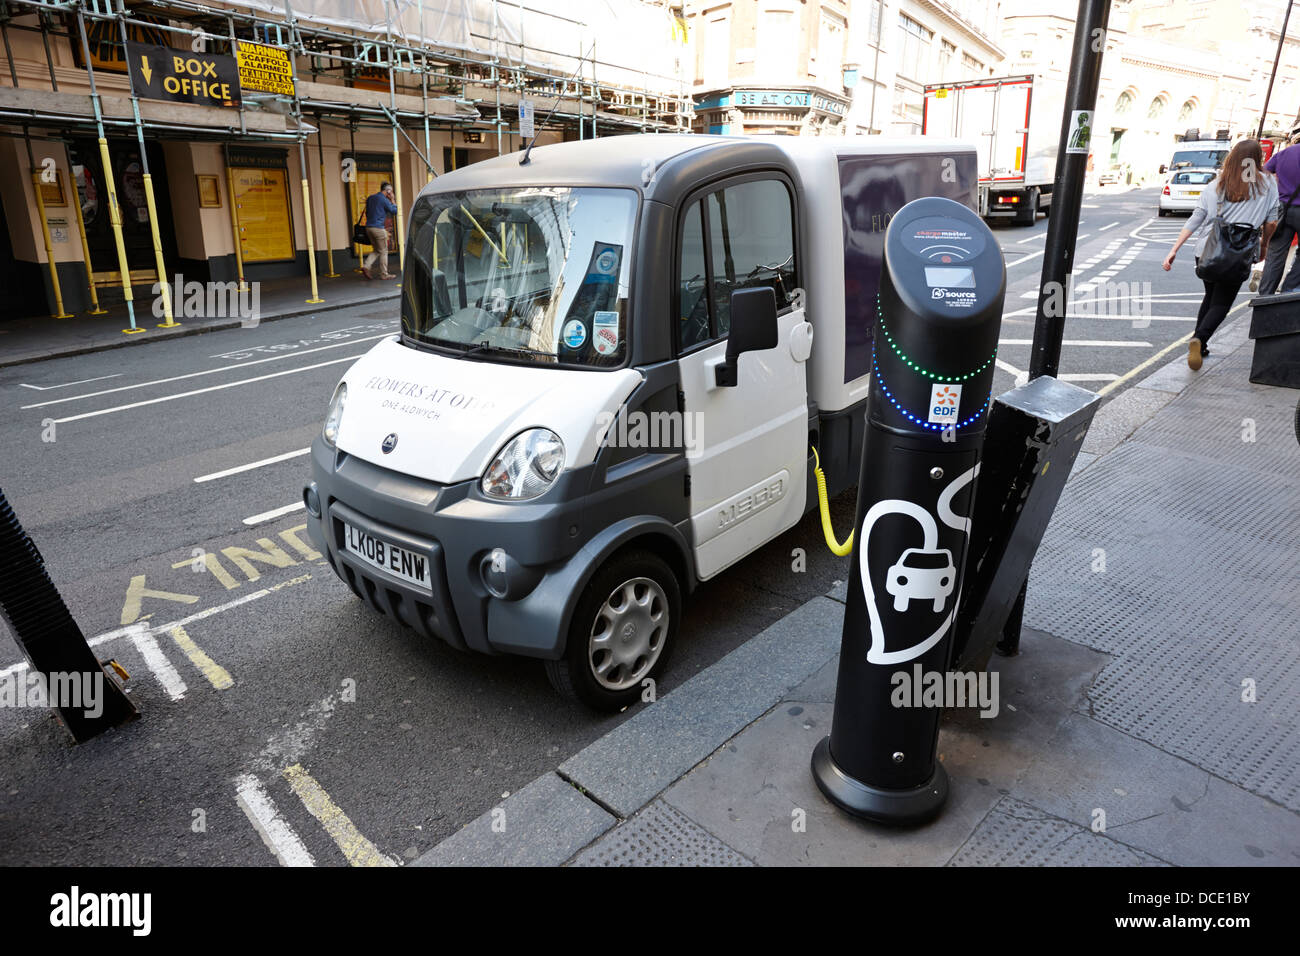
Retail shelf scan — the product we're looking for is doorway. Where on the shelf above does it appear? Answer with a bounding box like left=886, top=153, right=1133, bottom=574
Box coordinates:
left=67, top=138, right=179, bottom=285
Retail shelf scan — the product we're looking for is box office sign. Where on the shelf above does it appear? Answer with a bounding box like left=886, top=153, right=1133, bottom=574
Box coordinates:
left=126, top=41, right=241, bottom=107
left=235, top=41, right=296, bottom=97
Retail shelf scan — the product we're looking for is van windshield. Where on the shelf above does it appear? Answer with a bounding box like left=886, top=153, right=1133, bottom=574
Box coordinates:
left=400, top=186, right=637, bottom=368
left=1171, top=149, right=1228, bottom=171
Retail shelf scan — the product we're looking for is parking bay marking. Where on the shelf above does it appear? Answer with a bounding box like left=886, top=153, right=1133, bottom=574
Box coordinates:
left=283, top=764, right=399, bottom=867
left=19, top=374, right=123, bottom=391
left=236, top=775, right=316, bottom=867
left=196, top=448, right=310, bottom=483
left=20, top=335, right=387, bottom=410
left=48, top=355, right=364, bottom=424
left=244, top=502, right=306, bottom=526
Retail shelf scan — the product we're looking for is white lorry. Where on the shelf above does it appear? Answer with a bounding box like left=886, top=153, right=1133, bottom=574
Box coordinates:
left=302, top=134, right=979, bottom=709
left=921, top=74, right=1062, bottom=226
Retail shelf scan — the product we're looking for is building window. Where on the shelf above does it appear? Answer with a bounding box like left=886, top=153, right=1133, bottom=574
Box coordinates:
left=867, top=0, right=884, bottom=46
left=814, top=9, right=846, bottom=82
left=961, top=52, right=984, bottom=79
left=1114, top=90, right=1134, bottom=115
left=702, top=10, right=731, bottom=88
left=897, top=14, right=933, bottom=80
left=758, top=6, right=795, bottom=79
left=939, top=40, right=956, bottom=80
left=1178, top=99, right=1197, bottom=124
left=1148, top=96, right=1168, bottom=121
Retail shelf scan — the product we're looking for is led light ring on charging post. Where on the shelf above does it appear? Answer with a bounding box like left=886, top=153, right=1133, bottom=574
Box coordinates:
left=875, top=299, right=997, bottom=384
left=871, top=352, right=991, bottom=432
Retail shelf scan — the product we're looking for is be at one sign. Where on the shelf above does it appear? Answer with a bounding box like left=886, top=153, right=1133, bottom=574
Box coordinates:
left=125, top=41, right=241, bottom=107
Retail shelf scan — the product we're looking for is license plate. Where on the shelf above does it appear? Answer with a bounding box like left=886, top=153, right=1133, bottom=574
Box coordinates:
left=1187, top=190, right=1201, bottom=196
left=343, top=523, right=431, bottom=590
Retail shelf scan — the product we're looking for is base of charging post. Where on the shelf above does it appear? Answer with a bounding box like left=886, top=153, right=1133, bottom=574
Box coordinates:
left=812, top=737, right=949, bottom=825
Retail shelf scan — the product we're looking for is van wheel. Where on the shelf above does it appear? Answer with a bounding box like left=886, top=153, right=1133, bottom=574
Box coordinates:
left=545, top=550, right=681, bottom=712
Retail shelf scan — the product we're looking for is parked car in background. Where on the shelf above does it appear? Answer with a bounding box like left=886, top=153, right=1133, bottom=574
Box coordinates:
left=1097, top=162, right=1131, bottom=186
left=1159, top=168, right=1217, bottom=215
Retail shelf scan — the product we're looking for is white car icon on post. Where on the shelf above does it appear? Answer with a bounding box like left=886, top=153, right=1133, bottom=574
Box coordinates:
left=885, top=547, right=956, bottom=613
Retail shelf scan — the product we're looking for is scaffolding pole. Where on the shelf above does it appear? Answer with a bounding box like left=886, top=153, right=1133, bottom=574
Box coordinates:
left=316, top=120, right=338, bottom=278
left=117, top=0, right=176, bottom=328
left=23, top=130, right=72, bottom=319
left=284, top=1, right=323, bottom=303
left=65, top=142, right=106, bottom=314
left=386, top=2, right=404, bottom=277
left=74, top=5, right=140, bottom=334
left=223, top=145, right=247, bottom=292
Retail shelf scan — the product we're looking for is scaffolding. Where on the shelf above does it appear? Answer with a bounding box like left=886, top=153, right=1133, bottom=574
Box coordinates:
left=0, top=0, right=692, bottom=321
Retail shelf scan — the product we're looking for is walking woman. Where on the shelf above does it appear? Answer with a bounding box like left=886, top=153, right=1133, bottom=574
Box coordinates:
left=1162, top=138, right=1278, bottom=370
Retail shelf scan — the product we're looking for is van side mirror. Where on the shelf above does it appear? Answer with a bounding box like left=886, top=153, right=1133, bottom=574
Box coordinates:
left=1159, top=164, right=1167, bottom=174
left=716, top=287, right=779, bottom=387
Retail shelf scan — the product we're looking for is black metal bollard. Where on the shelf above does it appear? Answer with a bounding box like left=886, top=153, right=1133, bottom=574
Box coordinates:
left=0, top=487, right=138, bottom=741
left=812, top=196, right=1005, bottom=825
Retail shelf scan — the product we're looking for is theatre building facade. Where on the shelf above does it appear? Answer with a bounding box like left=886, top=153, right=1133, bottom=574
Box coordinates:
left=0, top=0, right=690, bottom=320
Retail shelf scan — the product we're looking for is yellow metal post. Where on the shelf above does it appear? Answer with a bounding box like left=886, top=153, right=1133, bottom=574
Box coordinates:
left=97, top=138, right=143, bottom=334
left=225, top=167, right=247, bottom=292
left=142, top=173, right=177, bottom=328
left=69, top=166, right=106, bottom=314
left=392, top=145, right=404, bottom=280
left=350, top=175, right=364, bottom=273
left=318, top=162, right=339, bottom=278
left=30, top=169, right=72, bottom=318
left=301, top=177, right=323, bottom=303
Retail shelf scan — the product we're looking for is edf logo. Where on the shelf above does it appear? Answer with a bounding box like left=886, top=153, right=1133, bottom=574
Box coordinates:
left=927, top=383, right=962, bottom=425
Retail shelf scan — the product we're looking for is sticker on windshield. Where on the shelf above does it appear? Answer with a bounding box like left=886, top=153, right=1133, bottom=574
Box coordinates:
left=562, top=319, right=588, bottom=349
left=594, top=247, right=619, bottom=277
left=592, top=311, right=619, bottom=355
left=587, top=243, right=621, bottom=284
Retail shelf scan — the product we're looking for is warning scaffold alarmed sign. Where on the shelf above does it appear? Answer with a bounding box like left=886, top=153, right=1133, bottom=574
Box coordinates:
left=125, top=41, right=241, bottom=108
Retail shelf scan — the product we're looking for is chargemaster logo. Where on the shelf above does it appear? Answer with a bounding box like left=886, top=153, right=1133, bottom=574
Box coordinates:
left=381, top=433, right=398, bottom=454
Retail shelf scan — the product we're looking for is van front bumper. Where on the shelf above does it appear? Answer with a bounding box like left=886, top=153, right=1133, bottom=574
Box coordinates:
left=304, top=436, right=591, bottom=658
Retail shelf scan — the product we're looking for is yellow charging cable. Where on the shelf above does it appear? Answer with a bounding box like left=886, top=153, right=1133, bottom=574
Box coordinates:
left=811, top=446, right=854, bottom=556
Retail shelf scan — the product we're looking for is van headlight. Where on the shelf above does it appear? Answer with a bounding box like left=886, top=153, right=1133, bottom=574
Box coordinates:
left=323, top=382, right=347, bottom=448
left=482, top=428, right=565, bottom=500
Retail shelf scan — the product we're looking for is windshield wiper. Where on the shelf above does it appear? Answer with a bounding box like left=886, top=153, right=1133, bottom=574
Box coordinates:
left=460, top=340, right=555, bottom=361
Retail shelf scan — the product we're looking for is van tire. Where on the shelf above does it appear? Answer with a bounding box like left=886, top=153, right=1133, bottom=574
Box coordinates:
left=545, top=550, right=681, bottom=712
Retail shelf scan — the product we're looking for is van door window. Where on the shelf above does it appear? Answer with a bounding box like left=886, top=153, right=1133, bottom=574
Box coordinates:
left=679, top=202, right=711, bottom=350
left=677, top=178, right=798, bottom=353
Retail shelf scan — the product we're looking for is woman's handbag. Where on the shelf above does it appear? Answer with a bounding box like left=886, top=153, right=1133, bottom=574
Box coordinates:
left=352, top=209, right=370, bottom=247
left=1195, top=195, right=1260, bottom=283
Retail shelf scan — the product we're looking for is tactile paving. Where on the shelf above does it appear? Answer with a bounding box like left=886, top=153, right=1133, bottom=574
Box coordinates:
left=570, top=799, right=753, bottom=867
left=949, top=798, right=1168, bottom=866
left=1022, top=353, right=1300, bottom=812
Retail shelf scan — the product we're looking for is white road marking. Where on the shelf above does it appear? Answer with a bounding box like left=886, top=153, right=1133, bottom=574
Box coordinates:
left=1007, top=249, right=1045, bottom=267
left=19, top=374, right=123, bottom=391
left=196, top=448, right=310, bottom=483
left=50, top=355, right=363, bottom=424
left=1016, top=232, right=1045, bottom=244
left=999, top=339, right=1152, bottom=347
left=236, top=775, right=316, bottom=867
left=1099, top=221, right=1120, bottom=231
left=21, top=335, right=387, bottom=410
left=243, top=502, right=306, bottom=526
left=995, top=358, right=1023, bottom=377
left=1059, top=373, right=1119, bottom=382
left=1096, top=299, right=1252, bottom=397
left=129, top=628, right=188, bottom=701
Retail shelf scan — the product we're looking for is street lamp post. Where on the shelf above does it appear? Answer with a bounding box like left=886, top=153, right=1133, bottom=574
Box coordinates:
left=1256, top=0, right=1294, bottom=141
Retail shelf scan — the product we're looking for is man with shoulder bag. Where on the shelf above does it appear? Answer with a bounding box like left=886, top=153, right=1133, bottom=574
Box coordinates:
left=1259, top=135, right=1300, bottom=295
